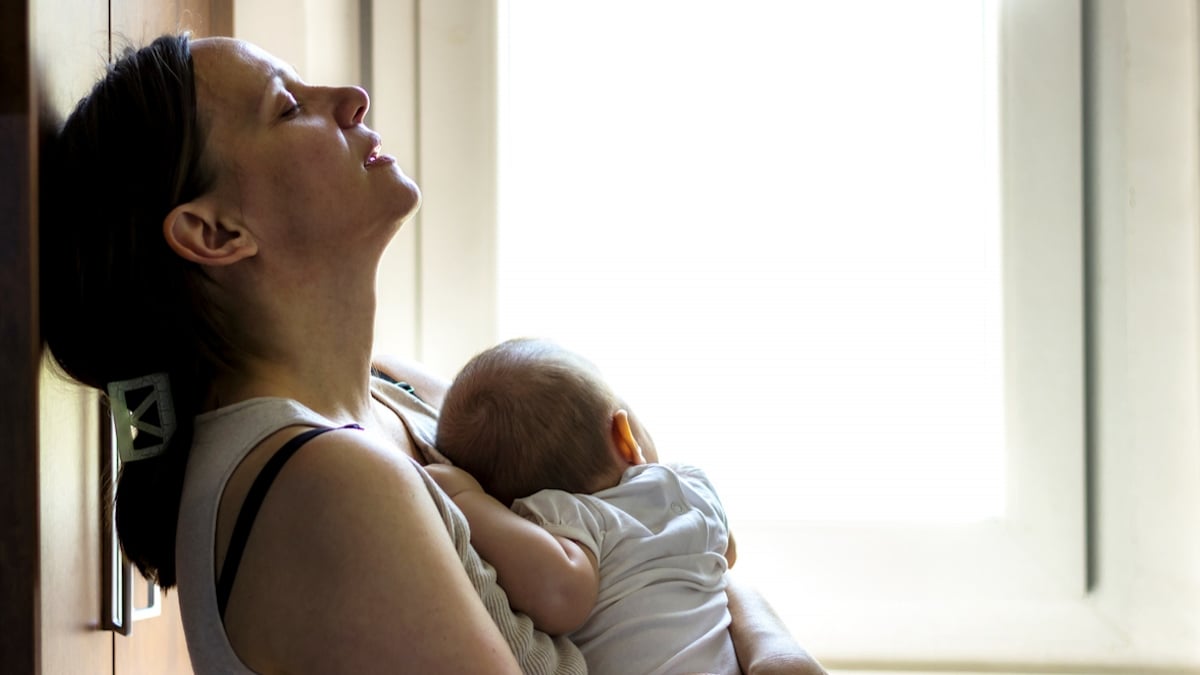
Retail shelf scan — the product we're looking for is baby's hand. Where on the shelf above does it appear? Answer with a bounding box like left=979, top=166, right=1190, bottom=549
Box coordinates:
left=424, top=464, right=485, bottom=499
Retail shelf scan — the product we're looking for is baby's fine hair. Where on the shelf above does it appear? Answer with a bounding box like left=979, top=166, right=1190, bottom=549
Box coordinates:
left=437, top=338, right=619, bottom=506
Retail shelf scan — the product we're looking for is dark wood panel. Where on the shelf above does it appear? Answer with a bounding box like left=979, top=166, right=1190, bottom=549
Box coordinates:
left=112, top=0, right=180, bottom=45
left=184, top=0, right=234, bottom=37
left=38, top=371, right=111, bottom=675
left=112, top=0, right=234, bottom=45
left=32, top=0, right=109, bottom=116
left=31, top=0, right=115, bottom=673
left=0, top=0, right=30, bottom=114
left=115, top=589, right=194, bottom=675
left=0, top=0, right=38, bottom=670
left=25, top=2, right=232, bottom=673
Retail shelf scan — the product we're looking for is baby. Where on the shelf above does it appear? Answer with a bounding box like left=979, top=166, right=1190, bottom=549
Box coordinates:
left=429, top=337, right=738, bottom=675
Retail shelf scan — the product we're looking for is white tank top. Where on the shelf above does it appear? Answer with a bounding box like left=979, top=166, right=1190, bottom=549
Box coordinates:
left=175, top=377, right=586, bottom=674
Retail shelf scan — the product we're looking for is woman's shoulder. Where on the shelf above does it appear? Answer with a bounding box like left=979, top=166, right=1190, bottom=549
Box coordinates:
left=217, top=425, right=527, bottom=672
left=253, top=422, right=413, bottom=470
left=233, top=427, right=436, bottom=546
left=213, top=425, right=429, bottom=571
left=233, top=421, right=430, bottom=500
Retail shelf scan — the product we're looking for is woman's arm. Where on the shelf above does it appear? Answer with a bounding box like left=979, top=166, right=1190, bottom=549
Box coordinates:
left=425, top=464, right=600, bottom=636
left=221, top=430, right=522, bottom=674
left=725, top=573, right=828, bottom=675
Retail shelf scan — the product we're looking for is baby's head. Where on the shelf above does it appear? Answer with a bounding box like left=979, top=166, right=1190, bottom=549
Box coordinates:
left=437, top=338, right=652, bottom=506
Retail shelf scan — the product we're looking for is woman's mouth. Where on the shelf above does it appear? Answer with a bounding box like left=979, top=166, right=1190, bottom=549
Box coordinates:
left=364, top=143, right=395, bottom=168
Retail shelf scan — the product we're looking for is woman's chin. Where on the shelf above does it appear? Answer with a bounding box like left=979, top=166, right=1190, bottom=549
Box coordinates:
left=382, top=190, right=421, bottom=237
left=396, top=186, right=422, bottom=224
left=391, top=175, right=421, bottom=217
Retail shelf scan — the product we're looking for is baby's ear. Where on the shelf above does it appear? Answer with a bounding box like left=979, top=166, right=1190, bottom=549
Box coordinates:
left=611, top=409, right=646, bottom=466
left=163, top=198, right=257, bottom=266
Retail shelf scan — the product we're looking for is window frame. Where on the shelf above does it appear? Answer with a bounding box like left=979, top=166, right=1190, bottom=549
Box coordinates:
left=370, top=0, right=1200, bottom=669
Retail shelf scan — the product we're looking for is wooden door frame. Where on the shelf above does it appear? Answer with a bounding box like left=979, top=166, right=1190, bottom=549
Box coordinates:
left=1, top=2, right=232, bottom=672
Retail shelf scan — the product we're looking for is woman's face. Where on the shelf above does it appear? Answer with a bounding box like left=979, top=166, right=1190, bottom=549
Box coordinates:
left=189, top=38, right=419, bottom=261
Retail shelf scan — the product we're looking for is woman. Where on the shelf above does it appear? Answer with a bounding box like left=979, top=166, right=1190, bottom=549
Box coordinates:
left=40, top=34, right=824, bottom=674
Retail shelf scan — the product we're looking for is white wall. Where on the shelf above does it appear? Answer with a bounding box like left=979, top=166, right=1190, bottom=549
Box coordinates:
left=234, top=0, right=360, bottom=84
left=1088, top=0, right=1200, bottom=664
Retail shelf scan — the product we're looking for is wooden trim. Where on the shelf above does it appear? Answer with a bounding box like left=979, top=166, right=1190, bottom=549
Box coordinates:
left=0, top=0, right=40, bottom=671
left=208, top=0, right=233, bottom=36
left=179, top=0, right=233, bottom=37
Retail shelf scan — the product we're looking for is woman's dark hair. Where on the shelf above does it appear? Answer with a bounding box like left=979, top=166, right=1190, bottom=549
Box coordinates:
left=40, top=34, right=226, bottom=588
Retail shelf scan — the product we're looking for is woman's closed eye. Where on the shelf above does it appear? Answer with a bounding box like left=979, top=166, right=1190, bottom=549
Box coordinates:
left=280, top=102, right=301, bottom=119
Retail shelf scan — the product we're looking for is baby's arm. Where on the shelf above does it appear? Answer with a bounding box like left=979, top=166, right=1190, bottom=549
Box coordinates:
left=425, top=465, right=599, bottom=636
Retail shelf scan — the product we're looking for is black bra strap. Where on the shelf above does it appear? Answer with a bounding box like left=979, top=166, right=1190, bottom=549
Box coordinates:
left=217, top=424, right=362, bottom=618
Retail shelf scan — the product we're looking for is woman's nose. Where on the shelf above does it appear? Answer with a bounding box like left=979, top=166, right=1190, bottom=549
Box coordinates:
left=334, top=85, right=370, bottom=127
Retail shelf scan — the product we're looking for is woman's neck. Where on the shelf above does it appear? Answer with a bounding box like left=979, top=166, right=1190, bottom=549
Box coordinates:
left=215, top=345, right=375, bottom=423
left=209, top=264, right=382, bottom=425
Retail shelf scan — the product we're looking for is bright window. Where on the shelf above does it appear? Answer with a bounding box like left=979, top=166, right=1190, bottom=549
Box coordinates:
left=395, top=0, right=1107, bottom=666
left=496, top=0, right=1005, bottom=524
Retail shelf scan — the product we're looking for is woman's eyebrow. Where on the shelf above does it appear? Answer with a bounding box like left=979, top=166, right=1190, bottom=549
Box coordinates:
left=257, top=71, right=289, bottom=119
left=255, top=64, right=303, bottom=120
left=270, top=63, right=303, bottom=84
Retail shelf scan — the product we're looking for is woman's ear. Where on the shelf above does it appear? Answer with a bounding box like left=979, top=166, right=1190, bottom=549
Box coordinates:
left=162, top=199, right=257, bottom=266
left=611, top=409, right=647, bottom=466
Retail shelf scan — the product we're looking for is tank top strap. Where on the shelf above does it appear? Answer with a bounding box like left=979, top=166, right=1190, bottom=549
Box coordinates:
left=215, top=423, right=362, bottom=618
